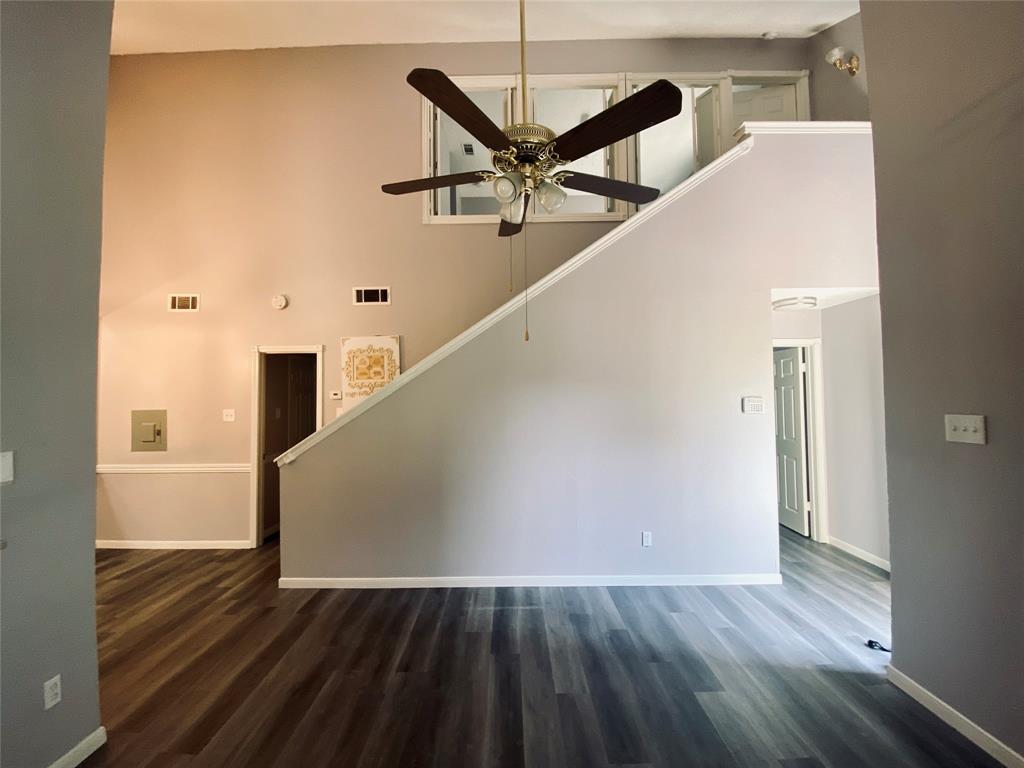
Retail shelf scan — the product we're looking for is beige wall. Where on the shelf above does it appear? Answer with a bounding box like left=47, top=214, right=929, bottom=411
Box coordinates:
left=278, top=131, right=879, bottom=583
left=98, top=36, right=810, bottom=542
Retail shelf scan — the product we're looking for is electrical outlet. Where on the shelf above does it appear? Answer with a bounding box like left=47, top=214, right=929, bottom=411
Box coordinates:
left=43, top=674, right=61, bottom=710
left=642, top=531, right=653, bottom=548
left=222, top=409, right=236, bottom=422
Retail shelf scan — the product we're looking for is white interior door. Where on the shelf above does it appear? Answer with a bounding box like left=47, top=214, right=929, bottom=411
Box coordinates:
left=774, top=347, right=810, bottom=535
left=733, top=84, right=798, bottom=133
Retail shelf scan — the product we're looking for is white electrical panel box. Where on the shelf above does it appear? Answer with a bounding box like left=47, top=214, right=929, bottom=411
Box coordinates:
left=741, top=396, right=766, bottom=414
left=944, top=414, right=987, bottom=445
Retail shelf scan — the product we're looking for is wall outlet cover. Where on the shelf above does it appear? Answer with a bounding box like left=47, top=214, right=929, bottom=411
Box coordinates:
left=222, top=409, right=236, bottom=422
left=43, top=674, right=61, bottom=710
left=0, top=451, right=13, bottom=485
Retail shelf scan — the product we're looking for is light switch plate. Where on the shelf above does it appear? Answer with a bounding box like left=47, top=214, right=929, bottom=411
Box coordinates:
left=222, top=409, right=236, bottom=422
left=329, top=390, right=342, bottom=401
left=0, top=452, right=13, bottom=485
left=642, top=530, right=653, bottom=548
left=945, top=414, right=986, bottom=445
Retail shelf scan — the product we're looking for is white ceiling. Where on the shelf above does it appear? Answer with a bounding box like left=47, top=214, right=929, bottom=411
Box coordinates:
left=111, top=1, right=860, bottom=56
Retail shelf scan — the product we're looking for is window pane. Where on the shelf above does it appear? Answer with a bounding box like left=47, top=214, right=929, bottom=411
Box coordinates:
left=532, top=87, right=614, bottom=215
left=636, top=84, right=709, bottom=209
left=434, top=89, right=507, bottom=215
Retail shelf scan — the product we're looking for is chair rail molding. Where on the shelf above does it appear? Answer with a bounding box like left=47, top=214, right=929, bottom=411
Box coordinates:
left=96, top=463, right=251, bottom=474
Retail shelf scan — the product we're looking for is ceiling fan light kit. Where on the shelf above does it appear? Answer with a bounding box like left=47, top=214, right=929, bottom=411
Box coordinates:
left=382, top=0, right=683, bottom=237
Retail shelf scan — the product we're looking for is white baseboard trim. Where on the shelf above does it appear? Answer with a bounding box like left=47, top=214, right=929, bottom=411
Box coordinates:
left=828, top=536, right=891, bottom=572
left=279, top=573, right=783, bottom=589
left=887, top=666, right=1024, bottom=768
left=47, top=725, right=107, bottom=768
left=96, top=539, right=251, bottom=550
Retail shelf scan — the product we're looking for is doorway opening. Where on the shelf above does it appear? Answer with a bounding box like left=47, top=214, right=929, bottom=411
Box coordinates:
left=250, top=346, right=323, bottom=546
left=770, top=289, right=891, bottom=574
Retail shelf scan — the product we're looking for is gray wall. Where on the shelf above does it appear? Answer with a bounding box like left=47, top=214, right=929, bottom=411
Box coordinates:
left=1, top=2, right=113, bottom=766
left=806, top=13, right=869, bottom=121
left=861, top=0, right=1023, bottom=754
left=98, top=36, right=810, bottom=543
left=280, top=132, right=879, bottom=582
left=821, top=296, right=889, bottom=565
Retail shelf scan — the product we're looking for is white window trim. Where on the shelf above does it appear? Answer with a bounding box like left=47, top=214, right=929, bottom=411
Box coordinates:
left=421, top=69, right=810, bottom=226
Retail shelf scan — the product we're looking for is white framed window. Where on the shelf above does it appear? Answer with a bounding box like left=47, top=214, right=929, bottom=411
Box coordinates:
left=421, top=70, right=809, bottom=225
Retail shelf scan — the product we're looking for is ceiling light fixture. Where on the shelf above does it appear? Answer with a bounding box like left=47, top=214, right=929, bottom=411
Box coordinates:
left=381, top=0, right=682, bottom=238
left=771, top=296, right=819, bottom=311
left=824, top=46, right=860, bottom=77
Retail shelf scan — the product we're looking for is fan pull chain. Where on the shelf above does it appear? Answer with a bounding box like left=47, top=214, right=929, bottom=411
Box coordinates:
left=508, top=235, right=514, bottom=293
left=522, top=224, right=530, bottom=342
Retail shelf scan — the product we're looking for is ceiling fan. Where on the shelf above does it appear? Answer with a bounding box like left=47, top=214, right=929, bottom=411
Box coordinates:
left=382, top=0, right=683, bottom=237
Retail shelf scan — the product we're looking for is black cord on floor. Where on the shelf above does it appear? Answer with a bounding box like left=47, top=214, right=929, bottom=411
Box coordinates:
left=866, top=639, right=891, bottom=652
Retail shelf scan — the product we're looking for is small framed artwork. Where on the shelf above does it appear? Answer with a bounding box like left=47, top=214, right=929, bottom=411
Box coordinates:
left=340, top=335, right=400, bottom=412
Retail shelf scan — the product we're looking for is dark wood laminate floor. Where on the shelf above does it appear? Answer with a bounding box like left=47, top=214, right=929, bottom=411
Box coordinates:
left=83, top=529, right=999, bottom=768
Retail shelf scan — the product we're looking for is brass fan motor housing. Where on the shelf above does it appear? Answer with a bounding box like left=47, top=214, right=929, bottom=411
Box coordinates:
left=494, top=122, right=559, bottom=175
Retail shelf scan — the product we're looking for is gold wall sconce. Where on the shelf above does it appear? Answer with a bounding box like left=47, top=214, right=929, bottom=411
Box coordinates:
left=825, top=46, right=860, bottom=77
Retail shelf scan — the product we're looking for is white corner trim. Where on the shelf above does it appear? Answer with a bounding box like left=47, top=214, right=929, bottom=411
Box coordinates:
left=276, top=138, right=757, bottom=467
left=828, top=536, right=891, bottom=572
left=96, top=539, right=251, bottom=549
left=47, top=725, right=107, bottom=768
left=279, top=572, right=782, bottom=589
left=96, top=463, right=250, bottom=474
left=887, top=666, right=1024, bottom=768
left=736, top=121, right=872, bottom=139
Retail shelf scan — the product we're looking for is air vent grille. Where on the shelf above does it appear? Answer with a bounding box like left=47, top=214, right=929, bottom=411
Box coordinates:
left=462, top=143, right=475, bottom=156
left=168, top=294, right=199, bottom=312
left=352, top=287, right=391, bottom=306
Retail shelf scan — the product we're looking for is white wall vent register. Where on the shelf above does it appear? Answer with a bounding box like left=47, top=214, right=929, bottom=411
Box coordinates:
left=167, top=293, right=199, bottom=312
left=352, top=287, right=391, bottom=305
left=742, top=396, right=766, bottom=414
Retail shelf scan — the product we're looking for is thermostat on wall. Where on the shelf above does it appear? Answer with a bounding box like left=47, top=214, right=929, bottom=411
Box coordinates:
left=742, top=396, right=766, bottom=414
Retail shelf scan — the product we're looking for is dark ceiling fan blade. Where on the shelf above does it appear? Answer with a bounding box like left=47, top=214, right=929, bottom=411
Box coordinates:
left=548, top=79, right=682, bottom=163
left=558, top=172, right=660, bottom=205
left=382, top=171, right=490, bottom=195
left=498, top=218, right=523, bottom=237
left=498, top=193, right=529, bottom=237
left=407, top=68, right=513, bottom=153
